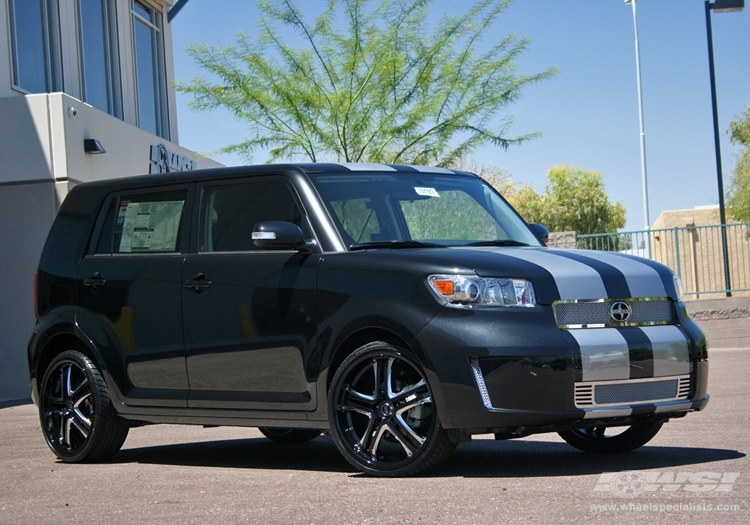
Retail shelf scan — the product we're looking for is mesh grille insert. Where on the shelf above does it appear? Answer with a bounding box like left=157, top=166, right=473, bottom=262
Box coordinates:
left=554, top=299, right=673, bottom=328
left=594, top=379, right=678, bottom=405
left=574, top=376, right=691, bottom=407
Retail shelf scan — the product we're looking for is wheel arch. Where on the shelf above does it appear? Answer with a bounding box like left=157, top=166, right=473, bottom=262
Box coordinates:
left=325, top=326, right=419, bottom=394
left=33, top=328, right=105, bottom=401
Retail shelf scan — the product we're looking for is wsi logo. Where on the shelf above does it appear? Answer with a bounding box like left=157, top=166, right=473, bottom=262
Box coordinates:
left=594, top=471, right=739, bottom=497
left=149, top=144, right=197, bottom=174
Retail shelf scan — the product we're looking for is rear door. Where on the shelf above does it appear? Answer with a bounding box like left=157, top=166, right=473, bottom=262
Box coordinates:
left=76, top=186, right=192, bottom=407
left=182, top=177, right=320, bottom=411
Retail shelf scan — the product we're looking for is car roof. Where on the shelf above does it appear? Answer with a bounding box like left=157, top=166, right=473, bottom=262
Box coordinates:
left=75, top=163, right=478, bottom=193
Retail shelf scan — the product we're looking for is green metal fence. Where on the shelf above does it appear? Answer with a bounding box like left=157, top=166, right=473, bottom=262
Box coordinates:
left=577, top=223, right=750, bottom=298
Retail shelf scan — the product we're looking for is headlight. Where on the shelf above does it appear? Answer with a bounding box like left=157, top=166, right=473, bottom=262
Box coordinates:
left=673, top=275, right=684, bottom=302
left=428, top=274, right=536, bottom=308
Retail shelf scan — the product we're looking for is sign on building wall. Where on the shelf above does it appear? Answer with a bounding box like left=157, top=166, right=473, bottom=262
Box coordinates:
left=149, top=144, right=197, bottom=174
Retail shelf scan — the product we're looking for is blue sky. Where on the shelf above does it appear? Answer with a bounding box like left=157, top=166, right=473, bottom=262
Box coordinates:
left=171, top=0, right=750, bottom=231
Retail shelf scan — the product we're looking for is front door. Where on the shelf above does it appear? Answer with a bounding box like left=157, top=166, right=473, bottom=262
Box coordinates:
left=183, top=178, right=319, bottom=411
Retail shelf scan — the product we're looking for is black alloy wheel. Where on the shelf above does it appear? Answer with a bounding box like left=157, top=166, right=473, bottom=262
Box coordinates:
left=558, top=421, right=664, bottom=453
left=258, top=427, right=322, bottom=444
left=328, top=342, right=455, bottom=476
left=39, top=350, right=129, bottom=462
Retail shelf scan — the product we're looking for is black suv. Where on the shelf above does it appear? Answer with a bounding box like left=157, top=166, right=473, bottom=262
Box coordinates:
left=29, top=163, right=709, bottom=476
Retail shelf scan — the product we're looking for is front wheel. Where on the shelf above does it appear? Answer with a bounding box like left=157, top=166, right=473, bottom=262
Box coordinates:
left=39, top=350, right=129, bottom=462
left=258, top=427, right=321, bottom=444
left=328, top=342, right=456, bottom=477
left=558, top=421, right=664, bottom=453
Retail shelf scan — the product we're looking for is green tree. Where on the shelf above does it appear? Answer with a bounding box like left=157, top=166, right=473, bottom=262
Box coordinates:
left=176, top=0, right=553, bottom=165
left=727, top=105, right=750, bottom=222
left=504, top=165, right=626, bottom=235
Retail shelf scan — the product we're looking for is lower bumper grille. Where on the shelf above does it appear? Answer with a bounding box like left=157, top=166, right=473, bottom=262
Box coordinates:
left=575, top=376, right=691, bottom=407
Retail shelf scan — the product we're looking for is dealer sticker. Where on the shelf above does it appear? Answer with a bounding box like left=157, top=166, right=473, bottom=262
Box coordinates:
left=415, top=187, right=440, bottom=197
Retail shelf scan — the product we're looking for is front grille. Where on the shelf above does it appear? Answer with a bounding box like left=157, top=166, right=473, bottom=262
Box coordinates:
left=574, top=376, right=691, bottom=407
left=553, top=298, right=673, bottom=328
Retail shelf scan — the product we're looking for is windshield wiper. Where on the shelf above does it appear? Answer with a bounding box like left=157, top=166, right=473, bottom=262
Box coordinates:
left=463, top=240, right=529, bottom=247
left=349, top=240, right=446, bottom=251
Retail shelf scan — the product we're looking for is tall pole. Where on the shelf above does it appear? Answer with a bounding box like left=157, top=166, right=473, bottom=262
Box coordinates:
left=705, top=0, right=732, bottom=297
left=627, top=0, right=650, bottom=234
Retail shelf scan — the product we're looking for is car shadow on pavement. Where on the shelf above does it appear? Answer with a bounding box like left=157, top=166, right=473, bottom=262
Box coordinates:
left=110, top=434, right=744, bottom=478
left=112, top=435, right=354, bottom=473
left=435, top=438, right=745, bottom=478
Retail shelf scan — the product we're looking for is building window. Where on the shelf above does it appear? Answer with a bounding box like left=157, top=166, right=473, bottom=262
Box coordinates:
left=77, top=0, right=121, bottom=117
left=8, top=0, right=63, bottom=93
left=131, top=1, right=168, bottom=139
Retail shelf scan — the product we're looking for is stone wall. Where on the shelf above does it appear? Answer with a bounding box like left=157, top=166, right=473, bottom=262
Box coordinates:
left=686, top=296, right=750, bottom=349
left=547, top=231, right=577, bottom=249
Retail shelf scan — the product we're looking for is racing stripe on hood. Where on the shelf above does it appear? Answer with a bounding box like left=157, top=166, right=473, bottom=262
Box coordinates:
left=546, top=250, right=631, bottom=299
left=484, top=248, right=608, bottom=300
left=493, top=247, right=671, bottom=300
left=454, top=247, right=565, bottom=303
left=564, top=249, right=669, bottom=298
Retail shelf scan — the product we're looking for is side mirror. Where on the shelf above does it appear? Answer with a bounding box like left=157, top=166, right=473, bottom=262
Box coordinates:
left=253, top=221, right=310, bottom=251
left=528, top=223, right=549, bottom=246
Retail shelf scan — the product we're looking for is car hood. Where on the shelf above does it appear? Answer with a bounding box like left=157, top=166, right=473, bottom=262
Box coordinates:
left=382, top=246, right=679, bottom=305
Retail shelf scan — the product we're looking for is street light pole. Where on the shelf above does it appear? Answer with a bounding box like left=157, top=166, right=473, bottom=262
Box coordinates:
left=705, top=0, right=743, bottom=297
left=624, top=0, right=650, bottom=239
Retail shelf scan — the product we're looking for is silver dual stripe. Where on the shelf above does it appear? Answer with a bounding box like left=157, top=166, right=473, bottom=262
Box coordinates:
left=488, top=248, right=667, bottom=300
left=337, top=163, right=458, bottom=174
left=469, top=247, right=687, bottom=384
left=570, top=326, right=690, bottom=382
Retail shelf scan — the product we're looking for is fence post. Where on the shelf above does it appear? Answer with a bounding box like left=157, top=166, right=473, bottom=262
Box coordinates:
left=721, top=223, right=732, bottom=297
left=673, top=226, right=682, bottom=284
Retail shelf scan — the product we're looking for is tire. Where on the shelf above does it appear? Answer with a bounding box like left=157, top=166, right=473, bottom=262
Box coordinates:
left=39, top=350, right=129, bottom=462
left=328, top=342, right=456, bottom=477
left=258, top=427, right=321, bottom=444
left=558, top=421, right=664, bottom=453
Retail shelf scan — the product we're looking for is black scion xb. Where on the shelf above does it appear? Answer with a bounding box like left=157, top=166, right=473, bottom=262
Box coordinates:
left=29, top=163, right=709, bottom=476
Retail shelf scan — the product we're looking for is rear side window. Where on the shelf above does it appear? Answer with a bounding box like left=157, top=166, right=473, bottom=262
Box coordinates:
left=200, top=181, right=302, bottom=252
left=94, top=189, right=188, bottom=254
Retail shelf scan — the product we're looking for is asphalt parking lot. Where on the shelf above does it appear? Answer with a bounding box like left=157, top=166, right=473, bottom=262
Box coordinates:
left=1, top=348, right=748, bottom=525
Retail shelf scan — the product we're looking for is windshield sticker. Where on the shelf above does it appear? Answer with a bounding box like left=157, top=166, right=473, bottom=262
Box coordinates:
left=118, top=201, right=184, bottom=252
left=415, top=187, right=440, bottom=197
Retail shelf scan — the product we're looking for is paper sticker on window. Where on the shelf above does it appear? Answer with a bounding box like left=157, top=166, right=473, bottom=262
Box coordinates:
left=118, top=201, right=184, bottom=253
left=415, top=187, right=440, bottom=197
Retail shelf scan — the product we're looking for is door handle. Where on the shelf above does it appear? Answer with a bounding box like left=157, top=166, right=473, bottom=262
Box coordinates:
left=184, top=272, right=212, bottom=293
left=83, top=272, right=106, bottom=292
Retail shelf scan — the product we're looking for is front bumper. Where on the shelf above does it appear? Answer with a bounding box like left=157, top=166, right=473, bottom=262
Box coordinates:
left=415, top=305, right=709, bottom=434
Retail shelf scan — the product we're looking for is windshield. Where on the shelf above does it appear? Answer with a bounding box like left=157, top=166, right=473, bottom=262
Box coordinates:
left=309, top=171, right=541, bottom=249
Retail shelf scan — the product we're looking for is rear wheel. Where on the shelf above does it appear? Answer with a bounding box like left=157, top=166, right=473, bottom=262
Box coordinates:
left=39, top=350, right=129, bottom=462
left=558, top=421, right=663, bottom=453
left=328, top=342, right=455, bottom=477
left=258, top=427, right=321, bottom=444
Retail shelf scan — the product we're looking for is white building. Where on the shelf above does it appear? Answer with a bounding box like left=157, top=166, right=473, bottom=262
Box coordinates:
left=0, top=0, right=220, bottom=404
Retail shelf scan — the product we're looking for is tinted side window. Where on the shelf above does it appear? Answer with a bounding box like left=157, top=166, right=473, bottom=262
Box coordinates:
left=201, top=181, right=302, bottom=252
left=93, top=189, right=187, bottom=254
